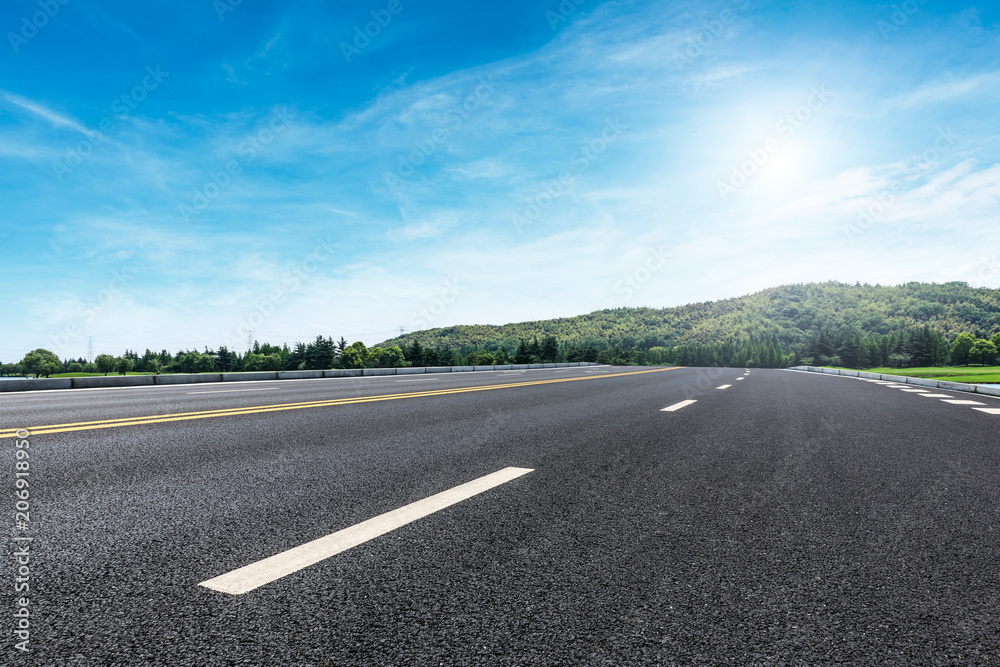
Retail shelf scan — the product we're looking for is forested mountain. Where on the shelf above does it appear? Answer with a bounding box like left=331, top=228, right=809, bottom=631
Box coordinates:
left=377, top=281, right=1000, bottom=367
left=8, top=281, right=999, bottom=377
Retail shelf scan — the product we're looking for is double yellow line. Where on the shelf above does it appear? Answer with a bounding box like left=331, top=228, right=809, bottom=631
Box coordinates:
left=1, top=367, right=678, bottom=437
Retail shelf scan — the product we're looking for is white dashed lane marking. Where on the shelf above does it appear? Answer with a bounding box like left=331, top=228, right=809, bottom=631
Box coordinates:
left=941, top=399, right=987, bottom=406
left=973, top=408, right=1000, bottom=415
left=717, top=385, right=732, bottom=390
left=661, top=400, right=697, bottom=412
left=199, top=467, right=534, bottom=595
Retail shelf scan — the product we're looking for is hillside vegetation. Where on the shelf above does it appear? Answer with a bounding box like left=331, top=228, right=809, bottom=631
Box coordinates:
left=377, top=281, right=1000, bottom=367
left=9, top=281, right=999, bottom=377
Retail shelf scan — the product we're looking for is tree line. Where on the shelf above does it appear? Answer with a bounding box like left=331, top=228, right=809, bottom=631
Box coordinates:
left=8, top=325, right=998, bottom=379
left=5, top=335, right=604, bottom=378
left=5, top=282, right=999, bottom=377
left=798, top=325, right=1000, bottom=368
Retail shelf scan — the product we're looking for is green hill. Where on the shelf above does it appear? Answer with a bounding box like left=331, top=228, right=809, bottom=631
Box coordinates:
left=377, top=281, right=1000, bottom=367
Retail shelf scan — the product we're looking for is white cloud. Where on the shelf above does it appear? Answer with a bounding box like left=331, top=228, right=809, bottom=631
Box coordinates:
left=2, top=92, right=102, bottom=139
left=889, top=71, right=1000, bottom=108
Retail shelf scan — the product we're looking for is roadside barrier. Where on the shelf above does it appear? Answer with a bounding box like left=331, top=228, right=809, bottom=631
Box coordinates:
left=788, top=366, right=1000, bottom=398
left=0, top=362, right=604, bottom=393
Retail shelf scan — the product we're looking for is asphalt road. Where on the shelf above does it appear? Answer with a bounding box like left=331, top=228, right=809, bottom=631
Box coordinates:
left=3, top=366, right=999, bottom=666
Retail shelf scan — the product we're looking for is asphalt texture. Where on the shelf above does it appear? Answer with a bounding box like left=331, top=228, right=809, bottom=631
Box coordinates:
left=3, top=366, right=1000, bottom=665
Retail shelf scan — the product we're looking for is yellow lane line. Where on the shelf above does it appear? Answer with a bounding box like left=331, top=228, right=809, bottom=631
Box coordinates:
left=2, top=368, right=680, bottom=437
left=3, top=369, right=670, bottom=431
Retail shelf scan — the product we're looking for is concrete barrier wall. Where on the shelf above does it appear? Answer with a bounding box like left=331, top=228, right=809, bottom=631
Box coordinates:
left=0, top=378, right=73, bottom=392
left=160, top=373, right=224, bottom=384
left=0, top=361, right=605, bottom=393
left=73, top=375, right=155, bottom=388
left=218, top=372, right=277, bottom=382
left=278, top=370, right=324, bottom=380
left=791, top=366, right=1000, bottom=399
left=938, top=380, right=976, bottom=392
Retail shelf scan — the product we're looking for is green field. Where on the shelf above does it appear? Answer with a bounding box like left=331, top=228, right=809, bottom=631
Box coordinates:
left=825, top=365, right=1000, bottom=384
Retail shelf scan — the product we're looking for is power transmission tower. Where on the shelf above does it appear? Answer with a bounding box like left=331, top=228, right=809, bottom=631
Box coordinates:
left=247, top=330, right=254, bottom=350
left=398, top=326, right=406, bottom=336
left=87, top=337, right=95, bottom=363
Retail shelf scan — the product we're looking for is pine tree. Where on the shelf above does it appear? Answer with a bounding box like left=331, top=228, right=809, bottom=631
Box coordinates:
left=541, top=336, right=559, bottom=363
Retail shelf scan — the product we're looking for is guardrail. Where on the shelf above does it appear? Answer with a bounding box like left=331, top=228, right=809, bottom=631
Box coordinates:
left=788, top=366, right=1000, bottom=398
left=0, top=362, right=604, bottom=393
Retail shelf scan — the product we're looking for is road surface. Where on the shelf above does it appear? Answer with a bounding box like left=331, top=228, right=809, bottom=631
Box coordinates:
left=3, top=366, right=999, bottom=665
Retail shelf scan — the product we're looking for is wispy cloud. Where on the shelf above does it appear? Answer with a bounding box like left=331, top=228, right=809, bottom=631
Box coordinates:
left=889, top=71, right=1000, bottom=108
left=3, top=92, right=102, bottom=140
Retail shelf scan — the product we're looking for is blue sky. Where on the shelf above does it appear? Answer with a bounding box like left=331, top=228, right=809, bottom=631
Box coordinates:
left=2, top=0, right=999, bottom=361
